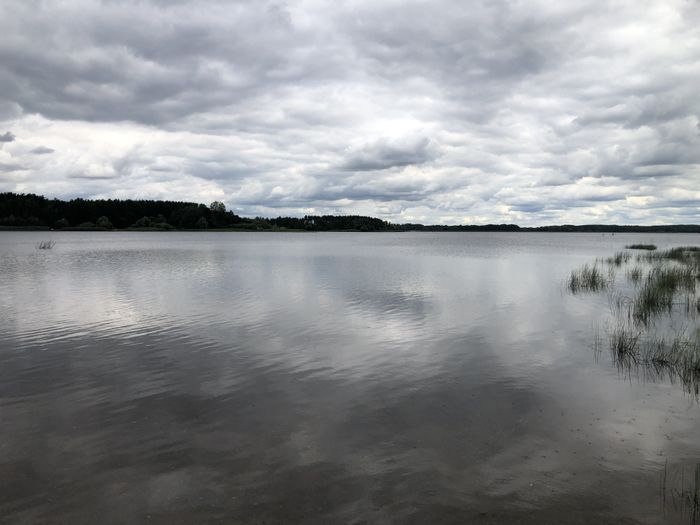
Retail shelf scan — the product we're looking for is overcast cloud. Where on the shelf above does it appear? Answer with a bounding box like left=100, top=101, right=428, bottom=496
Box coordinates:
left=0, top=0, right=699, bottom=224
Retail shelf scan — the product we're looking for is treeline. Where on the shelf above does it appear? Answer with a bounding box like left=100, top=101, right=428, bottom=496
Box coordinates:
left=406, top=224, right=700, bottom=233
left=1, top=192, right=699, bottom=233
left=522, top=224, right=700, bottom=233
left=0, top=192, right=244, bottom=230
left=0, top=192, right=392, bottom=231
left=394, top=223, right=520, bottom=232
left=268, top=215, right=390, bottom=231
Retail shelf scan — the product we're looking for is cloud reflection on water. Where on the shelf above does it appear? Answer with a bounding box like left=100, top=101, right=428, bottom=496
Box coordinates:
left=1, top=231, right=700, bottom=523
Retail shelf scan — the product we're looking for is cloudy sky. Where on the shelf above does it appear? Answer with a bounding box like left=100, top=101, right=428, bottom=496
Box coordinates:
left=1, top=0, right=699, bottom=225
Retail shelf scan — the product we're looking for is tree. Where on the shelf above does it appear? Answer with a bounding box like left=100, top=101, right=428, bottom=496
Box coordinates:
left=96, top=216, right=113, bottom=229
left=132, top=216, right=152, bottom=228
left=170, top=204, right=206, bottom=228
left=210, top=201, right=226, bottom=213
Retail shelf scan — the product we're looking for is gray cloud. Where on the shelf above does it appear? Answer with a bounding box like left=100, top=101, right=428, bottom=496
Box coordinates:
left=340, top=137, right=437, bottom=172
left=67, top=171, right=119, bottom=180
left=0, top=132, right=15, bottom=143
left=0, top=0, right=698, bottom=225
left=29, top=146, right=54, bottom=155
left=0, top=162, right=26, bottom=172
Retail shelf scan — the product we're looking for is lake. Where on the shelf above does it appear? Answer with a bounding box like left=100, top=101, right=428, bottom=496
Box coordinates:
left=1, top=231, right=700, bottom=524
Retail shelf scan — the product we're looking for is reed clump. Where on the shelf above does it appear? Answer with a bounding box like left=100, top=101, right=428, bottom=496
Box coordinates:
left=626, top=266, right=643, bottom=284
left=626, top=244, right=657, bottom=250
left=661, top=462, right=700, bottom=524
left=605, top=251, right=631, bottom=266
left=609, top=325, right=640, bottom=364
left=568, top=264, right=608, bottom=293
left=569, top=245, right=700, bottom=398
left=609, top=330, right=700, bottom=396
left=633, top=265, right=697, bottom=324
left=642, top=335, right=700, bottom=371
left=640, top=246, right=700, bottom=270
left=35, top=240, right=56, bottom=249
left=606, top=325, right=700, bottom=372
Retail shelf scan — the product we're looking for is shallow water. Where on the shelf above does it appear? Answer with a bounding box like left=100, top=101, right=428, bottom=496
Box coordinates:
left=1, top=231, right=700, bottom=524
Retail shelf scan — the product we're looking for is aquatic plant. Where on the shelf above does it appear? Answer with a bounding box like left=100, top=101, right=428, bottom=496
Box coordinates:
left=640, top=247, right=700, bottom=271
left=567, top=264, right=608, bottom=293
left=609, top=325, right=640, bottom=364
left=35, top=240, right=55, bottom=249
left=661, top=462, right=700, bottom=524
left=626, top=266, right=643, bottom=285
left=570, top=245, right=700, bottom=398
left=605, top=251, right=631, bottom=266
left=607, top=329, right=700, bottom=396
left=625, top=244, right=657, bottom=250
left=633, top=265, right=696, bottom=324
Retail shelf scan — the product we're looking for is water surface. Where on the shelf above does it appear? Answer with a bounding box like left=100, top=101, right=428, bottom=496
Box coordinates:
left=2, top=231, right=700, bottom=524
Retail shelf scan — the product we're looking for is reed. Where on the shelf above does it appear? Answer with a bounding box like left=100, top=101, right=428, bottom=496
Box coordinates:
left=626, top=266, right=643, bottom=284
left=608, top=330, right=700, bottom=397
left=567, top=263, right=608, bottom=293
left=625, top=244, right=657, bottom=250
left=609, top=325, right=640, bottom=364
left=605, top=251, right=631, bottom=266
left=640, top=247, right=700, bottom=271
left=570, top=245, right=700, bottom=397
left=662, top=463, right=700, bottom=524
left=633, top=265, right=696, bottom=324
left=35, top=240, right=56, bottom=249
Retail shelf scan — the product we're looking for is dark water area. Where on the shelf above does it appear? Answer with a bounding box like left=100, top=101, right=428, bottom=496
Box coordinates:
left=1, top=231, right=700, bottom=524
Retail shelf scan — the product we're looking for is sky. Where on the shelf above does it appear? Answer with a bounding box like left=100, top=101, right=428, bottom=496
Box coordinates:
left=0, top=0, right=699, bottom=225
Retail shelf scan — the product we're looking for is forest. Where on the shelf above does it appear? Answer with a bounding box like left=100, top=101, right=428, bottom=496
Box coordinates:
left=0, top=192, right=392, bottom=231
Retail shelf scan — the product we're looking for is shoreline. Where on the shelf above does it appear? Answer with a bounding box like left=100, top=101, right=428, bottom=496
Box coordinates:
left=2, top=226, right=700, bottom=234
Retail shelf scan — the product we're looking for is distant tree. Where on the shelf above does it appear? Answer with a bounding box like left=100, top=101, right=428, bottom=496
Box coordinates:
left=0, top=214, right=20, bottom=226
left=0, top=193, right=249, bottom=230
left=53, top=218, right=70, bottom=229
left=210, top=201, right=226, bottom=213
left=96, top=216, right=113, bottom=229
left=78, top=221, right=95, bottom=228
left=252, top=218, right=272, bottom=230
left=170, top=204, right=207, bottom=228
left=132, top=216, right=152, bottom=228
left=195, top=216, right=209, bottom=229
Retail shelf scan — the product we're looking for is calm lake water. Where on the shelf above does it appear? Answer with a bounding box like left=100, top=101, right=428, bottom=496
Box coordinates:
left=2, top=231, right=700, bottom=524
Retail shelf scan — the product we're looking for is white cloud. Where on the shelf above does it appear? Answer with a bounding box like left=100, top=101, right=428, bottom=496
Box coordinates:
left=1, top=0, right=699, bottom=225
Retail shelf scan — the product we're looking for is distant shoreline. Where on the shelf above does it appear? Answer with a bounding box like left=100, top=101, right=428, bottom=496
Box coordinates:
left=2, top=192, right=700, bottom=233
left=2, top=225, right=700, bottom=234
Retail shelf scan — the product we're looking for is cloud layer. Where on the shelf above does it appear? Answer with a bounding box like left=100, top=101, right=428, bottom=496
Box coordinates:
left=0, top=0, right=699, bottom=224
